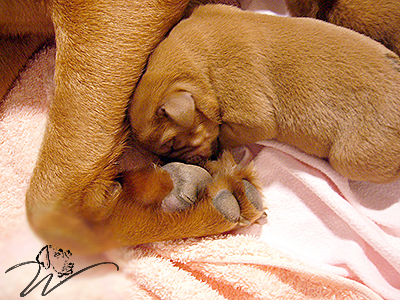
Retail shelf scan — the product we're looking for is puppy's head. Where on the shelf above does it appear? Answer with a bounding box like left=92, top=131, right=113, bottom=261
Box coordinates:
left=129, top=11, right=223, bottom=164
left=129, top=72, right=220, bottom=165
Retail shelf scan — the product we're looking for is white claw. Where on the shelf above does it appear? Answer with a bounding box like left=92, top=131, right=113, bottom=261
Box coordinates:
left=238, top=216, right=251, bottom=227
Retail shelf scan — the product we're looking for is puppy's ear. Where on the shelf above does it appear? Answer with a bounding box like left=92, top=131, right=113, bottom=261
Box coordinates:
left=158, top=92, right=195, bottom=128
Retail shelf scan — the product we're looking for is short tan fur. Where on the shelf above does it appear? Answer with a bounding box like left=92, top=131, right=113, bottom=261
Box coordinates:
left=131, top=4, right=400, bottom=183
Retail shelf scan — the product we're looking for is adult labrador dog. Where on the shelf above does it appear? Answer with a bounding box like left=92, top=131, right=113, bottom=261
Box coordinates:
left=1, top=0, right=264, bottom=254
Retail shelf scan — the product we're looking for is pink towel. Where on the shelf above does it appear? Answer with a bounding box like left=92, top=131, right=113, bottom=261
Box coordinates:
left=233, top=141, right=400, bottom=300
left=1, top=44, right=398, bottom=300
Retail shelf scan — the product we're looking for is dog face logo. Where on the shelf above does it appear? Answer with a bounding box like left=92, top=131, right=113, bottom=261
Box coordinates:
left=36, top=245, right=74, bottom=278
left=6, top=245, right=118, bottom=296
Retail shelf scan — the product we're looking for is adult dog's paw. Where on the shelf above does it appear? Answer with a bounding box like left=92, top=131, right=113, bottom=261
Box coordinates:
left=161, top=162, right=212, bottom=211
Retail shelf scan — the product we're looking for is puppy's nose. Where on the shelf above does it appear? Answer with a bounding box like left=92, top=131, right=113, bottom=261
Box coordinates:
left=160, top=139, right=174, bottom=154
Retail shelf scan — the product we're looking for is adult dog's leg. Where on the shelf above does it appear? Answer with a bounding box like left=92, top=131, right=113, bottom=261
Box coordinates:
left=26, top=0, right=263, bottom=254
left=26, top=0, right=192, bottom=253
left=0, top=34, right=51, bottom=100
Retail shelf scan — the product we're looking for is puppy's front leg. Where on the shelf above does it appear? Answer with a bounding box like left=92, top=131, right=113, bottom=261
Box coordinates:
left=107, top=153, right=265, bottom=247
left=26, top=0, right=190, bottom=254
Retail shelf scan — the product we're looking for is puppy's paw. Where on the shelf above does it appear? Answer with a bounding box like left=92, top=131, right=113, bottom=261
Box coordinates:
left=161, top=162, right=212, bottom=211
left=205, top=151, right=266, bottom=227
left=160, top=152, right=265, bottom=238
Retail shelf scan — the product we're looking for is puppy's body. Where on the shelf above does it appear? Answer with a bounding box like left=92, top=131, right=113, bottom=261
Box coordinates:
left=130, top=4, right=400, bottom=183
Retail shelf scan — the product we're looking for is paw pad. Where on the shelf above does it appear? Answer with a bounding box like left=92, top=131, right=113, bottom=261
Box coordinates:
left=161, top=162, right=212, bottom=211
left=212, top=189, right=241, bottom=222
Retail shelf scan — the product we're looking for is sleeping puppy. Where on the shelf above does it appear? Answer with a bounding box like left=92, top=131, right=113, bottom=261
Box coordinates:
left=2, top=0, right=264, bottom=254
left=130, top=4, right=400, bottom=184
left=284, top=0, right=400, bottom=57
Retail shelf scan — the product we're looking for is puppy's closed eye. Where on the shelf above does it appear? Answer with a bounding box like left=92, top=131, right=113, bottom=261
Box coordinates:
left=157, top=106, right=167, bottom=117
